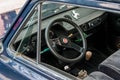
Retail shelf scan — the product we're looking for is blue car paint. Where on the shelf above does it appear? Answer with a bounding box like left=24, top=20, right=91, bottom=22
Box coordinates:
left=1, top=0, right=120, bottom=79
left=1, top=55, right=58, bottom=80
left=0, top=62, right=30, bottom=80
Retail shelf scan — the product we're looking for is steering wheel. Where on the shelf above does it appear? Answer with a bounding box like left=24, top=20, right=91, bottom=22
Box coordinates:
left=45, top=18, right=87, bottom=63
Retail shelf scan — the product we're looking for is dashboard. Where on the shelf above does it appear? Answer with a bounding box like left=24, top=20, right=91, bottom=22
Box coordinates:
left=41, top=7, right=105, bottom=31
left=14, top=7, right=107, bottom=51
left=40, top=7, right=106, bottom=50
left=15, top=7, right=106, bottom=41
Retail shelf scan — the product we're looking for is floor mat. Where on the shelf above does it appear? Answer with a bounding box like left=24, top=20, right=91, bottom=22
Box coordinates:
left=73, top=47, right=108, bottom=75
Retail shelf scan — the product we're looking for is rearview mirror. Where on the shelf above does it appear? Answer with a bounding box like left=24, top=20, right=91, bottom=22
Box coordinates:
left=0, top=40, right=4, bottom=54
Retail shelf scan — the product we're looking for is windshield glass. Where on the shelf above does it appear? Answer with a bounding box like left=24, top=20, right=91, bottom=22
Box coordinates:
left=42, top=2, right=74, bottom=18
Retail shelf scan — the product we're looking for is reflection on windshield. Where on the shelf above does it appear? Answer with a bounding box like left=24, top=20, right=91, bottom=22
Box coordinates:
left=24, top=2, right=74, bottom=29
left=42, top=2, right=73, bottom=18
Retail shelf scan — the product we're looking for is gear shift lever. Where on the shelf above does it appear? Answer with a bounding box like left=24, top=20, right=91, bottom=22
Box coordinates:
left=85, top=51, right=92, bottom=61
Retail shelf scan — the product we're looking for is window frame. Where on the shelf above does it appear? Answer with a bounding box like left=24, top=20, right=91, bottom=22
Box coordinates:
left=8, top=2, right=41, bottom=63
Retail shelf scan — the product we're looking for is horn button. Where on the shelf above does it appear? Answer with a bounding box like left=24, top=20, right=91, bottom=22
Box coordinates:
left=62, top=38, right=68, bottom=44
left=59, top=36, right=70, bottom=45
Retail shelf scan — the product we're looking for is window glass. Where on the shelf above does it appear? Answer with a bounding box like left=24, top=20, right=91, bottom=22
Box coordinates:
left=13, top=7, right=38, bottom=59
left=42, top=2, right=74, bottom=18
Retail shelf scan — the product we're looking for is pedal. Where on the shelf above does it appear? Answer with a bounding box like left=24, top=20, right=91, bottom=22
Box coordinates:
left=64, top=65, right=71, bottom=71
left=77, top=69, right=88, bottom=79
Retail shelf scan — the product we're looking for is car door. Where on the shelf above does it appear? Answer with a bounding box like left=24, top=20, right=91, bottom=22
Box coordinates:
left=2, top=1, right=77, bottom=80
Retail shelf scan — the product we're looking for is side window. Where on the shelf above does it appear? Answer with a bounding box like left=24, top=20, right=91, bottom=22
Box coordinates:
left=11, top=7, right=38, bottom=59
left=10, top=1, right=67, bottom=61
left=10, top=1, right=72, bottom=62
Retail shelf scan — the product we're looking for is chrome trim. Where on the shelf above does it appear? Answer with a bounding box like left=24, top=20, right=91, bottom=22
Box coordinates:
left=37, top=2, right=42, bottom=64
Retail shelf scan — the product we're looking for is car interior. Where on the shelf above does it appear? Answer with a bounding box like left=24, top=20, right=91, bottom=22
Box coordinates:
left=10, top=2, right=120, bottom=79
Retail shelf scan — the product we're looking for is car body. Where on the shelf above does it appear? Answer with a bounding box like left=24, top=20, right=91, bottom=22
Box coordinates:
left=1, top=0, right=120, bottom=80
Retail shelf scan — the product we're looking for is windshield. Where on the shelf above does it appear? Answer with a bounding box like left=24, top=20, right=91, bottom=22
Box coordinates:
left=42, top=2, right=73, bottom=18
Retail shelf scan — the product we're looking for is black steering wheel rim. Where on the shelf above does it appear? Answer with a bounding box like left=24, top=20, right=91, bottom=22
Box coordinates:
left=45, top=18, right=87, bottom=63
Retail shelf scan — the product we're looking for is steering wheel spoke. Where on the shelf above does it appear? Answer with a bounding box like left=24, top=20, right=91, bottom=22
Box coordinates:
left=49, top=39, right=56, bottom=48
left=70, top=42, right=83, bottom=53
left=50, top=38, right=61, bottom=47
